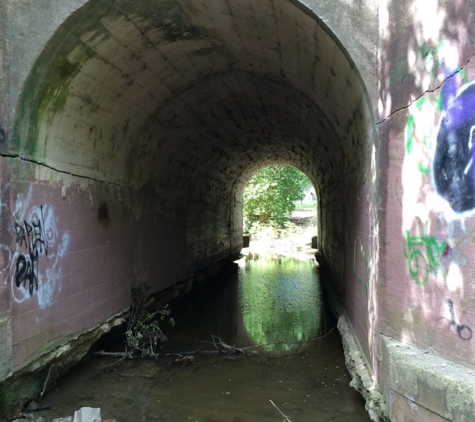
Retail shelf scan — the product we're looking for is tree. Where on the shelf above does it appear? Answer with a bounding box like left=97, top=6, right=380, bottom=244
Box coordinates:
left=243, top=165, right=312, bottom=231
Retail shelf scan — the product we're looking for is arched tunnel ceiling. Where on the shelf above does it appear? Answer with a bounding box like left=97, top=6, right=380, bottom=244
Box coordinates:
left=11, top=0, right=370, bottom=201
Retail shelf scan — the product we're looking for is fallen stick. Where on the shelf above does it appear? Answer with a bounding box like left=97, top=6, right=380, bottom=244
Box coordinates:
left=20, top=407, right=53, bottom=413
left=269, top=399, right=292, bottom=422
left=94, top=350, right=128, bottom=357
left=119, top=373, right=155, bottom=379
left=200, top=326, right=337, bottom=353
left=95, top=327, right=338, bottom=366
left=39, top=364, right=54, bottom=401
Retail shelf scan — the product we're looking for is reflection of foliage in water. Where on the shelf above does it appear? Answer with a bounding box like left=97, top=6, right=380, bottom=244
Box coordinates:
left=239, top=255, right=322, bottom=352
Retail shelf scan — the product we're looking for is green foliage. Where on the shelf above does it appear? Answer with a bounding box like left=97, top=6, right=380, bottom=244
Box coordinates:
left=126, top=285, right=175, bottom=358
left=243, top=166, right=312, bottom=232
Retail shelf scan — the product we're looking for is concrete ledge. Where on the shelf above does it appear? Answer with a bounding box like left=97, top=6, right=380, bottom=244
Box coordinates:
left=338, top=314, right=389, bottom=422
left=381, top=335, right=475, bottom=422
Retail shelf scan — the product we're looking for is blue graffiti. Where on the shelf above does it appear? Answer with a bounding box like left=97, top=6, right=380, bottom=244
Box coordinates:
left=433, top=70, right=475, bottom=213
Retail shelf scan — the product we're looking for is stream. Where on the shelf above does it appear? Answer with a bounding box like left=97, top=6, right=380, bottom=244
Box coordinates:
left=35, top=253, right=371, bottom=422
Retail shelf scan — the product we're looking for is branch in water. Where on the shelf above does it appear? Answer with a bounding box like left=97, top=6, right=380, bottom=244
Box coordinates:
left=269, top=399, right=292, bottom=422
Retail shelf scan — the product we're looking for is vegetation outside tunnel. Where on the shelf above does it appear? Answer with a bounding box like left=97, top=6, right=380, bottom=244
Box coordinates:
left=243, top=165, right=314, bottom=234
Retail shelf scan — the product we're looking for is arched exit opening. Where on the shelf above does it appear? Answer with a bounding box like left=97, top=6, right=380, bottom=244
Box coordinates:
left=0, top=0, right=380, bottom=416
left=240, top=164, right=319, bottom=257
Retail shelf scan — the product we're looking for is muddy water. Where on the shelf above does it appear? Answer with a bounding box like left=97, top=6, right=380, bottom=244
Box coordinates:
left=38, top=254, right=371, bottom=422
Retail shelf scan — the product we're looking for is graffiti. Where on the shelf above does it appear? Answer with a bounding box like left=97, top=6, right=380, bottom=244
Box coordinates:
left=12, top=206, right=48, bottom=295
left=392, top=41, right=445, bottom=86
left=403, top=217, right=447, bottom=285
left=433, top=80, right=475, bottom=213
left=11, top=204, right=68, bottom=308
left=5, top=187, right=69, bottom=309
left=442, top=244, right=450, bottom=256
left=417, top=41, right=445, bottom=83
left=437, top=299, right=473, bottom=341
left=402, top=40, right=475, bottom=215
left=434, top=214, right=475, bottom=273
left=403, top=42, right=447, bottom=175
left=405, top=96, right=441, bottom=174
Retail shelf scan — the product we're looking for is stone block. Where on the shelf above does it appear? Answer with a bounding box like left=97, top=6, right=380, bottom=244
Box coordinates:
left=72, top=407, right=101, bottom=422
left=381, top=335, right=475, bottom=422
left=311, top=235, right=318, bottom=249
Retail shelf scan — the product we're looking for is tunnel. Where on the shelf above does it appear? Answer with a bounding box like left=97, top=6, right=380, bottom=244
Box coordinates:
left=0, top=0, right=381, bottom=418
left=7, top=1, right=475, bottom=420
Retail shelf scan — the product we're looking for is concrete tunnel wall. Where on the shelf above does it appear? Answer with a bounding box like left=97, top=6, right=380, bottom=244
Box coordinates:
left=0, top=0, right=383, bottom=418
left=377, top=1, right=475, bottom=419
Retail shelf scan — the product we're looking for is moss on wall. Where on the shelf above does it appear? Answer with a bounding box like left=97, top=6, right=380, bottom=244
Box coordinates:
left=9, top=0, right=204, bottom=160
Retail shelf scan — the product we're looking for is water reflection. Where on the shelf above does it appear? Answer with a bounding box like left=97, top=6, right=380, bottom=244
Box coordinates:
left=36, top=254, right=371, bottom=422
left=237, top=253, right=321, bottom=352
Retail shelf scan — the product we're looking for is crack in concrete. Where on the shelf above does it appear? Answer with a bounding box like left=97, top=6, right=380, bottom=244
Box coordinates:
left=0, top=153, right=126, bottom=188
left=376, top=52, right=475, bottom=126
left=390, top=389, right=452, bottom=421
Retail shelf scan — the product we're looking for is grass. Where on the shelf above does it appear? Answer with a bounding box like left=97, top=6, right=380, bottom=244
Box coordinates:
left=293, top=200, right=317, bottom=210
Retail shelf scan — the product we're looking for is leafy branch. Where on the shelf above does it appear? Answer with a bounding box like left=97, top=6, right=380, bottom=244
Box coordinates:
left=124, top=285, right=175, bottom=359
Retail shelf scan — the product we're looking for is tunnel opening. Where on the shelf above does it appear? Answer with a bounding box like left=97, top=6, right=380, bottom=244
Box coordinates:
left=1, top=0, right=380, bottom=417
left=240, top=164, right=318, bottom=257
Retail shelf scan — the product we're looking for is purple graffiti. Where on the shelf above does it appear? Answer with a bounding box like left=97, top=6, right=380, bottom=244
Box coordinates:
left=442, top=243, right=451, bottom=256
left=433, top=80, right=475, bottom=213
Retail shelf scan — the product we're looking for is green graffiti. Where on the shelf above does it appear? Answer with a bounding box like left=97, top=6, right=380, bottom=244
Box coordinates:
left=403, top=40, right=470, bottom=176
left=417, top=41, right=446, bottom=83
left=405, top=114, right=415, bottom=154
left=403, top=217, right=447, bottom=285
left=405, top=96, right=441, bottom=152
left=403, top=40, right=459, bottom=174
left=417, top=162, right=429, bottom=173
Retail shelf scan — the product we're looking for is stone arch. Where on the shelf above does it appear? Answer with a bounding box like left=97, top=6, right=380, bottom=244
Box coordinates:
left=2, top=0, right=379, bottom=415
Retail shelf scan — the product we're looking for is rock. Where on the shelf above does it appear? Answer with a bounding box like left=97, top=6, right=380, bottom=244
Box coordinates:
left=52, top=418, right=73, bottom=422
left=25, top=400, right=39, bottom=410
left=72, top=407, right=102, bottom=422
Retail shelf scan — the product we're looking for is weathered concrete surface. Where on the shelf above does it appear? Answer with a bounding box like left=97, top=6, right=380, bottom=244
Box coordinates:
left=298, top=0, right=379, bottom=105
left=381, top=335, right=475, bottom=422
left=2, top=0, right=89, bottom=129
left=0, top=316, right=12, bottom=380
left=0, top=311, right=125, bottom=417
left=338, top=315, right=389, bottom=422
